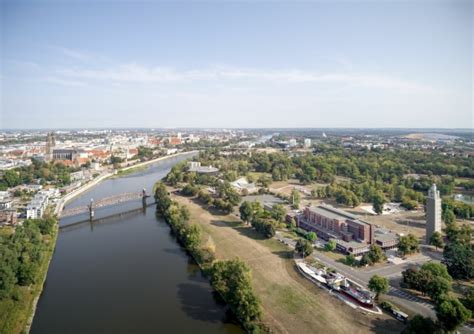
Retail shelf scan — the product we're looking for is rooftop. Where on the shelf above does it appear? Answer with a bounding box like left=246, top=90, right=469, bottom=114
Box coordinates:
left=307, top=204, right=369, bottom=226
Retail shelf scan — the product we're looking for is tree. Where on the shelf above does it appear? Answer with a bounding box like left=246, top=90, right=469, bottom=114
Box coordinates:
left=398, top=234, right=420, bottom=255
left=403, top=315, right=438, bottom=334
left=154, top=182, right=172, bottom=214
left=420, top=262, right=452, bottom=282
left=344, top=254, right=357, bottom=266
left=0, top=247, right=18, bottom=299
left=426, top=276, right=451, bottom=301
left=305, top=232, right=317, bottom=242
left=295, top=238, right=313, bottom=257
left=367, top=244, right=386, bottom=264
left=443, top=223, right=473, bottom=279
left=325, top=239, right=337, bottom=252
left=3, top=170, right=21, bottom=187
left=251, top=218, right=276, bottom=238
left=394, top=185, right=406, bottom=202
left=442, top=209, right=456, bottom=225
left=429, top=231, right=444, bottom=250
left=372, top=191, right=386, bottom=215
left=368, top=275, right=389, bottom=299
left=239, top=201, right=254, bottom=224
left=290, top=189, right=301, bottom=209
left=210, top=259, right=262, bottom=326
left=271, top=204, right=286, bottom=222
left=435, top=294, right=471, bottom=332
left=402, top=264, right=452, bottom=301
left=461, top=287, right=474, bottom=313
left=443, top=240, right=474, bottom=279
left=181, top=184, right=199, bottom=196
left=258, top=174, right=271, bottom=188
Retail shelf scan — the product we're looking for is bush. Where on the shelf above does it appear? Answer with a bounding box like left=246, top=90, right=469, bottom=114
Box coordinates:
left=181, top=184, right=199, bottom=196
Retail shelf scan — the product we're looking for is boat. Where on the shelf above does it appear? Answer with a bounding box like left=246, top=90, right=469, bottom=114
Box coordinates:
left=297, top=263, right=327, bottom=284
left=339, top=278, right=374, bottom=308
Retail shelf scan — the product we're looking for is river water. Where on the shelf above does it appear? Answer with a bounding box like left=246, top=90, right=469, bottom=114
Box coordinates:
left=31, top=153, right=243, bottom=334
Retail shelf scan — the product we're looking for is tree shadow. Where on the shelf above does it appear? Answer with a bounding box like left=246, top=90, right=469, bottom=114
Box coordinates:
left=393, top=219, right=426, bottom=229
left=271, top=250, right=292, bottom=259
left=210, top=220, right=268, bottom=241
left=369, top=316, right=406, bottom=334
left=176, top=282, right=241, bottom=327
left=189, top=197, right=230, bottom=216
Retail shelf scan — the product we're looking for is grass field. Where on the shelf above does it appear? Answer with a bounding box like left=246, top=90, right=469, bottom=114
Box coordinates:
left=172, top=194, right=403, bottom=334
left=0, top=225, right=58, bottom=334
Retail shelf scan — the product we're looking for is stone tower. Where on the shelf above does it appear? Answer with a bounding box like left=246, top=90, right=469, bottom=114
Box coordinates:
left=45, top=132, right=55, bottom=161
left=426, top=183, right=442, bottom=243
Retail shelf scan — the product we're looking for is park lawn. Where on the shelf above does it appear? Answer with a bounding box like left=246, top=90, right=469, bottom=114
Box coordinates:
left=0, top=225, right=58, bottom=334
left=172, top=194, right=403, bottom=334
left=319, top=249, right=346, bottom=261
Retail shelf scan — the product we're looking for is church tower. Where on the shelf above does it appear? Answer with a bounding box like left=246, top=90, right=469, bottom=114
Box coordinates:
left=45, top=132, right=55, bottom=161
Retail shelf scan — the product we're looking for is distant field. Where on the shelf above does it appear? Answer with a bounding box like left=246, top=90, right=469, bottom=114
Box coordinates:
left=172, top=194, right=403, bottom=334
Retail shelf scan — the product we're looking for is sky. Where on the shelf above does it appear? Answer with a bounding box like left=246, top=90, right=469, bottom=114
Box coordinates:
left=1, top=0, right=472, bottom=129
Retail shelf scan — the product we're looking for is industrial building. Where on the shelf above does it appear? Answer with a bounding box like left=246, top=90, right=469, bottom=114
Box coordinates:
left=297, top=203, right=398, bottom=255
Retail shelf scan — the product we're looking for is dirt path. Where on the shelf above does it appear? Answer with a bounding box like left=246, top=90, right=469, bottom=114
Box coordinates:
left=172, top=195, right=403, bottom=334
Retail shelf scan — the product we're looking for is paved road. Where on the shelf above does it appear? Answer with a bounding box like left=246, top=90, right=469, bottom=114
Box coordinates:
left=311, top=249, right=436, bottom=318
left=275, top=232, right=474, bottom=333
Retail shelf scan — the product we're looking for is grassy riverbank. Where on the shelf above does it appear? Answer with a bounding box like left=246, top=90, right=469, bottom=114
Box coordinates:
left=113, top=165, right=148, bottom=177
left=171, top=194, right=404, bottom=334
left=0, top=219, right=58, bottom=334
left=154, top=183, right=263, bottom=332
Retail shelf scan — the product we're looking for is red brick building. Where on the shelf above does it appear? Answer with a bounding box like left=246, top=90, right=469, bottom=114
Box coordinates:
left=300, top=204, right=372, bottom=243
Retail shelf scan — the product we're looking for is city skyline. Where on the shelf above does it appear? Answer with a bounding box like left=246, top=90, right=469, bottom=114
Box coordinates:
left=1, top=1, right=473, bottom=129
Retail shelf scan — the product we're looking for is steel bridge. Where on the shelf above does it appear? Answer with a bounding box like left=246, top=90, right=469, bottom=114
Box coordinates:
left=60, top=189, right=150, bottom=219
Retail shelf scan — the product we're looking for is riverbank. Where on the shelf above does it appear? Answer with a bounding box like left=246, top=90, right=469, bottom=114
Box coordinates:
left=21, top=151, right=197, bottom=334
left=119, top=150, right=198, bottom=172
left=0, top=219, right=58, bottom=334
left=54, top=150, right=198, bottom=216
left=171, top=193, right=403, bottom=334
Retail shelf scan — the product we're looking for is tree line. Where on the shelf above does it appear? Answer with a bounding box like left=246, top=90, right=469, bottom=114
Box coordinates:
left=0, top=160, right=76, bottom=191
left=181, top=147, right=473, bottom=218
left=154, top=182, right=263, bottom=332
left=0, top=217, right=56, bottom=300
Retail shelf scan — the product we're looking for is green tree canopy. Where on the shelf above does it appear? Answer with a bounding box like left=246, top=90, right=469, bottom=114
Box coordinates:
left=368, top=275, right=389, bottom=299
left=295, top=238, right=313, bottom=257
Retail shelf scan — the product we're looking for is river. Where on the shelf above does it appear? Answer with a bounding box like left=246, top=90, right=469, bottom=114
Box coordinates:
left=30, top=153, right=243, bottom=334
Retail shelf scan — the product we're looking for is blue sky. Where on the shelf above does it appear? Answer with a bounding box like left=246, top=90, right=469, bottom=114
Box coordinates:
left=1, top=0, right=472, bottom=129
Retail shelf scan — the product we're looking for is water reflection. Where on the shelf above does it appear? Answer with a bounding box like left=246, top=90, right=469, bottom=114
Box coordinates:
left=31, top=154, right=243, bottom=334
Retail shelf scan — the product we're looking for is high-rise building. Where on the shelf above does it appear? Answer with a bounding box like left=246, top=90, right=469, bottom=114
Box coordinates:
left=426, top=183, right=442, bottom=243
left=304, top=138, right=312, bottom=148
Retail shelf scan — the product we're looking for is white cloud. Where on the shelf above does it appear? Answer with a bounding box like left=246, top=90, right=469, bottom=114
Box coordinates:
left=45, top=76, right=87, bottom=87
left=53, top=63, right=436, bottom=94
left=50, top=46, right=92, bottom=61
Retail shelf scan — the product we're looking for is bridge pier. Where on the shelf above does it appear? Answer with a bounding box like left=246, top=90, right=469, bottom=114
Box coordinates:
left=89, top=199, right=94, bottom=221
left=142, top=188, right=149, bottom=209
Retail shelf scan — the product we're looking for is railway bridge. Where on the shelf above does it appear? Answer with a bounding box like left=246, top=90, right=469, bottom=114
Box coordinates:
left=60, top=189, right=151, bottom=220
